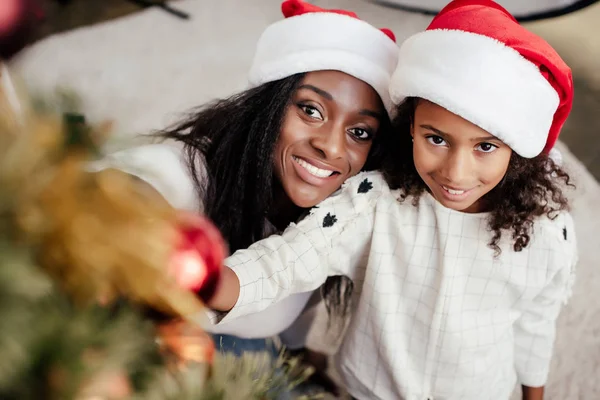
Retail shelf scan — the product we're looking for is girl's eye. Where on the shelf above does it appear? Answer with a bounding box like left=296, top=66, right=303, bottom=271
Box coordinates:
left=476, top=142, right=498, bottom=153
left=299, top=105, right=323, bottom=120
left=349, top=128, right=373, bottom=141
left=426, top=135, right=447, bottom=146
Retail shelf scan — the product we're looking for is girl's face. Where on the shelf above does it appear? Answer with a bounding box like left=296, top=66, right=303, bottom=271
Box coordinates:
left=274, top=70, right=384, bottom=208
left=411, top=100, right=512, bottom=213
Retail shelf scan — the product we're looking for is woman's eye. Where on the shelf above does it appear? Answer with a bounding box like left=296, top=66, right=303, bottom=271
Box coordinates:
left=426, top=135, right=446, bottom=146
left=299, top=105, right=323, bottom=120
left=476, top=142, right=498, bottom=153
left=350, top=128, right=373, bottom=141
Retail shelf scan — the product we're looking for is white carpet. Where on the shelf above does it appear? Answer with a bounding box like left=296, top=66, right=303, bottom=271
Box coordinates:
left=12, top=1, right=600, bottom=398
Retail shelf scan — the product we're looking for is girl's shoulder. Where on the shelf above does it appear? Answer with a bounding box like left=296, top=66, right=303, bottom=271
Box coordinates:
left=531, top=210, right=578, bottom=276
left=88, top=140, right=206, bottom=211
left=533, top=210, right=576, bottom=248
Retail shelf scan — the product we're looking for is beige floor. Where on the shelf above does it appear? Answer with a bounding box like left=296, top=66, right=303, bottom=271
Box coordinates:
left=15, top=1, right=600, bottom=398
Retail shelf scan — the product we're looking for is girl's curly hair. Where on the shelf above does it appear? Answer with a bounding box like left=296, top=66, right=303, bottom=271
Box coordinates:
left=382, top=97, right=574, bottom=255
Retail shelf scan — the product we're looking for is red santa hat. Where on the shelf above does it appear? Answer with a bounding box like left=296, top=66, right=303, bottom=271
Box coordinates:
left=248, top=0, right=399, bottom=115
left=390, top=0, right=574, bottom=157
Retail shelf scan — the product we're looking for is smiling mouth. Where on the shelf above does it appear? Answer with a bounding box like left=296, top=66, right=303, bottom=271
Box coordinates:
left=292, top=156, right=339, bottom=178
left=441, top=185, right=468, bottom=195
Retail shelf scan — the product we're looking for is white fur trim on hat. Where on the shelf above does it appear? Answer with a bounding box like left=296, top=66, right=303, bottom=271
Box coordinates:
left=248, top=13, right=399, bottom=115
left=390, top=29, right=560, bottom=157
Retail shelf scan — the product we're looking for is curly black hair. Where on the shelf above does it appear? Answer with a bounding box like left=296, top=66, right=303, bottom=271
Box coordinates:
left=159, top=73, right=390, bottom=321
left=382, top=97, right=574, bottom=255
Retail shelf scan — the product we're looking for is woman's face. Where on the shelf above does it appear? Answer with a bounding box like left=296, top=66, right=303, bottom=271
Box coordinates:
left=274, top=70, right=384, bottom=208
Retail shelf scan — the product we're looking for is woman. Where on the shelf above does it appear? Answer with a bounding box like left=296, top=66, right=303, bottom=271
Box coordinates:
left=91, top=0, right=399, bottom=388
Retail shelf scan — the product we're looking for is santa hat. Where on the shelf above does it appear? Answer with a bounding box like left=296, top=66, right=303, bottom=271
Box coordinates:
left=248, top=0, right=399, bottom=115
left=390, top=0, right=574, bottom=157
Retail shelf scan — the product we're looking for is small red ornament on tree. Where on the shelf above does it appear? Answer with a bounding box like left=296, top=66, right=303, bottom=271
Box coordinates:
left=0, top=0, right=43, bottom=59
left=168, top=213, right=226, bottom=303
left=154, top=213, right=226, bottom=368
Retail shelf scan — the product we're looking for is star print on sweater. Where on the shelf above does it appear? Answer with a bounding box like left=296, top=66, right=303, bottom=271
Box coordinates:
left=322, top=213, right=337, bottom=227
left=357, top=178, right=373, bottom=193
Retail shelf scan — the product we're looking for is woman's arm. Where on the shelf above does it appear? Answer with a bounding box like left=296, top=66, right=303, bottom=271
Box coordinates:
left=92, top=142, right=325, bottom=339
left=87, top=141, right=203, bottom=212
left=207, top=171, right=386, bottom=323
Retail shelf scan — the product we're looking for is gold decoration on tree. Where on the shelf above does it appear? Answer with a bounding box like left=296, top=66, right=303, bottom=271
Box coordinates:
left=1, top=68, right=206, bottom=322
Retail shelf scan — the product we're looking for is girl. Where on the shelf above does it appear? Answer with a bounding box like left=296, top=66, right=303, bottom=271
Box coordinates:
left=206, top=1, right=577, bottom=399
left=90, top=0, right=398, bottom=389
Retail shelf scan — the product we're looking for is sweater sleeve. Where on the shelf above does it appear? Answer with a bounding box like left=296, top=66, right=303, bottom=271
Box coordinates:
left=87, top=141, right=204, bottom=212
left=214, top=171, right=387, bottom=324
left=513, top=212, right=578, bottom=387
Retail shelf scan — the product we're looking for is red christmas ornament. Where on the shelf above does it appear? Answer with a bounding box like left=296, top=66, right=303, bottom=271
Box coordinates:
left=168, top=213, right=226, bottom=303
left=0, top=0, right=43, bottom=59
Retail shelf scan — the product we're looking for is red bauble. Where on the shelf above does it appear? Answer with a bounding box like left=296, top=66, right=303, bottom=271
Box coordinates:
left=168, top=213, right=226, bottom=303
left=0, top=0, right=42, bottom=59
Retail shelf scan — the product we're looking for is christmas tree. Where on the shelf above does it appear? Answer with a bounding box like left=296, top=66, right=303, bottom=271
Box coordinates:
left=0, top=66, right=312, bottom=399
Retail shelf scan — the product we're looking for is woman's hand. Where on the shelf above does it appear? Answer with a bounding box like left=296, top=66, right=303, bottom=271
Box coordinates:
left=205, top=266, right=240, bottom=311
left=522, top=385, right=544, bottom=400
